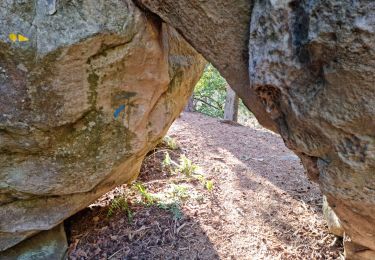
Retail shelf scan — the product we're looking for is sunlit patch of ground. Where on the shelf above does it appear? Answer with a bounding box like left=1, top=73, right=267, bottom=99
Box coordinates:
left=67, top=112, right=343, bottom=260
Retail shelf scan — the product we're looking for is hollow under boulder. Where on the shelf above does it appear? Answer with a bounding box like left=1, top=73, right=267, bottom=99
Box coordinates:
left=1, top=0, right=374, bottom=258
left=138, top=0, right=375, bottom=257
left=0, top=0, right=205, bottom=252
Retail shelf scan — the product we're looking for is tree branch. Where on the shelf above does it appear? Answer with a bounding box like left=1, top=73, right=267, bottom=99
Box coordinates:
left=194, top=97, right=223, bottom=111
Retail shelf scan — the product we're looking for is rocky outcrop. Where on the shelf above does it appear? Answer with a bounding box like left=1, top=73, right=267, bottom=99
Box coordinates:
left=0, top=0, right=205, bottom=251
left=137, top=0, right=375, bottom=256
left=1, top=0, right=374, bottom=257
left=249, top=0, right=375, bottom=255
left=344, top=235, right=375, bottom=260
left=0, top=224, right=67, bottom=260
left=323, top=196, right=344, bottom=237
left=135, top=0, right=277, bottom=132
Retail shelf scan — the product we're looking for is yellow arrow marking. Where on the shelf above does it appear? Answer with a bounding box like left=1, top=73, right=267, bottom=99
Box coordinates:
left=9, top=33, right=17, bottom=42
left=18, top=34, right=29, bottom=42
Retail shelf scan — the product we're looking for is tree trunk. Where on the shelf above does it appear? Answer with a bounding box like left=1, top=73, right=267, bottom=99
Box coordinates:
left=184, top=96, right=195, bottom=112
left=224, top=85, right=239, bottom=121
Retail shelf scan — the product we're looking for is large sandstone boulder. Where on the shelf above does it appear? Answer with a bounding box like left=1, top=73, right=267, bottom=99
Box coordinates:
left=0, top=0, right=205, bottom=251
left=1, top=0, right=374, bottom=257
left=249, top=0, right=375, bottom=255
left=136, top=0, right=277, bottom=132
left=323, top=196, right=344, bottom=237
left=137, top=0, right=375, bottom=256
left=0, top=224, right=68, bottom=260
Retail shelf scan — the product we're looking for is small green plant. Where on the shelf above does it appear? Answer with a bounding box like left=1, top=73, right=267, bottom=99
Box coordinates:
left=107, top=196, right=133, bottom=222
left=170, top=184, right=189, bottom=200
left=133, top=182, right=156, bottom=206
left=192, top=173, right=213, bottom=191
left=178, top=155, right=199, bottom=176
left=162, top=136, right=179, bottom=150
left=192, top=173, right=206, bottom=184
left=158, top=201, right=183, bottom=220
left=162, top=151, right=172, bottom=167
left=205, top=180, right=214, bottom=191
left=162, top=151, right=176, bottom=175
left=163, top=151, right=180, bottom=175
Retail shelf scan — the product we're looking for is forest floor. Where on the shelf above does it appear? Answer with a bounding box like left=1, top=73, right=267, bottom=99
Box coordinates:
left=66, top=112, right=343, bottom=260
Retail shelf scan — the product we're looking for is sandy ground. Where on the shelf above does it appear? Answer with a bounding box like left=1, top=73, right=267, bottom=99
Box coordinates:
left=67, top=112, right=343, bottom=260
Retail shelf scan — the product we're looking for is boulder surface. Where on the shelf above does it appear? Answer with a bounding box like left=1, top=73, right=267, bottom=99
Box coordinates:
left=0, top=0, right=205, bottom=251
left=249, top=0, right=375, bottom=255
left=138, top=0, right=375, bottom=256
left=0, top=224, right=67, bottom=260
left=1, top=0, right=374, bottom=257
left=136, top=0, right=277, bottom=132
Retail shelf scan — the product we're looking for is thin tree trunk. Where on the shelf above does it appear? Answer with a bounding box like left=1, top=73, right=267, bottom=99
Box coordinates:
left=224, top=85, right=239, bottom=121
left=184, top=96, right=195, bottom=112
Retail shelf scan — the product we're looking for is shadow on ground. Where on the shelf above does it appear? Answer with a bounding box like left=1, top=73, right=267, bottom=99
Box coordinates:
left=66, top=112, right=342, bottom=259
left=65, top=144, right=219, bottom=260
left=167, top=112, right=342, bottom=258
left=177, top=113, right=322, bottom=212
left=66, top=204, right=219, bottom=259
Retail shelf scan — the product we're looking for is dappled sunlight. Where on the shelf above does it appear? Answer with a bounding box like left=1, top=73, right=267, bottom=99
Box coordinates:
left=167, top=112, right=342, bottom=259
left=67, top=112, right=342, bottom=259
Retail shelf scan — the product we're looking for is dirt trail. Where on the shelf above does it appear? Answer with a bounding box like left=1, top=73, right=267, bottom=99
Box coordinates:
left=67, top=112, right=342, bottom=260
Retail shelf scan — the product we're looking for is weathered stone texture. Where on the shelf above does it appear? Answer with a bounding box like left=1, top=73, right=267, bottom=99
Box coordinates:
left=136, top=0, right=277, bottom=131
left=249, top=0, right=375, bottom=254
left=323, top=196, right=344, bottom=237
left=0, top=224, right=67, bottom=260
left=1, top=0, right=374, bottom=257
left=0, top=0, right=205, bottom=250
left=137, top=0, right=375, bottom=256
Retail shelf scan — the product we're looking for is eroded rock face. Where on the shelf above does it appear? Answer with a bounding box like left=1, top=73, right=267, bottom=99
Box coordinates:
left=0, top=0, right=205, bottom=250
left=1, top=0, right=374, bottom=256
left=136, top=0, right=277, bottom=132
left=323, top=196, right=344, bottom=237
left=136, top=0, right=375, bottom=255
left=249, top=0, right=375, bottom=254
left=0, top=224, right=67, bottom=260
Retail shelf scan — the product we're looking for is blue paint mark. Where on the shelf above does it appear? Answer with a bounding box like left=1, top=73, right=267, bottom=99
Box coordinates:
left=114, top=104, right=126, bottom=119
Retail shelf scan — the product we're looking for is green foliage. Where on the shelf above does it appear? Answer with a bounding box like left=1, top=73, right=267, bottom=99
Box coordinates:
left=205, top=180, right=214, bottom=191
left=194, top=64, right=227, bottom=118
left=162, top=153, right=211, bottom=191
left=158, top=202, right=183, bottom=220
left=162, top=151, right=172, bottom=168
left=163, top=152, right=201, bottom=177
left=192, top=173, right=206, bottom=184
left=178, top=155, right=200, bottom=176
left=131, top=181, right=184, bottom=219
left=192, top=173, right=214, bottom=192
left=162, top=136, right=179, bottom=150
left=193, top=64, right=254, bottom=123
left=162, top=151, right=180, bottom=175
left=107, top=196, right=133, bottom=222
left=133, top=182, right=156, bottom=205
left=123, top=152, right=212, bottom=221
left=170, top=184, right=190, bottom=200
